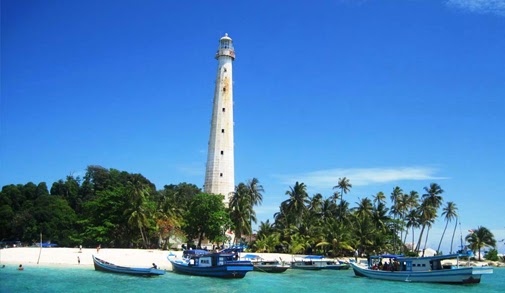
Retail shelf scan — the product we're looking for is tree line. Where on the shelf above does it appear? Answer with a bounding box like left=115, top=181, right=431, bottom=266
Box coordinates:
left=0, top=166, right=498, bottom=260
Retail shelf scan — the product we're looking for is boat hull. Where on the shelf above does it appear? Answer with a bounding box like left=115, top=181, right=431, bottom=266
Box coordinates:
left=92, top=255, right=165, bottom=276
left=351, top=263, right=492, bottom=284
left=253, top=264, right=290, bottom=273
left=169, top=259, right=253, bottom=278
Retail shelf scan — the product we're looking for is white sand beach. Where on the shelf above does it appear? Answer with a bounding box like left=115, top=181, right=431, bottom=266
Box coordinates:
left=0, top=247, right=297, bottom=270
left=1, top=247, right=498, bottom=270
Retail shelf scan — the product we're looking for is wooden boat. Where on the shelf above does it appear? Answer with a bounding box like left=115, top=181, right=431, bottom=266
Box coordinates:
left=351, top=253, right=493, bottom=284
left=291, top=255, right=349, bottom=270
left=242, top=254, right=290, bottom=273
left=167, top=251, right=253, bottom=278
left=92, top=255, right=165, bottom=276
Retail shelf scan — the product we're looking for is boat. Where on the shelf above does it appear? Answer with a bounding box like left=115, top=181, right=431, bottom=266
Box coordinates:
left=167, top=251, right=254, bottom=278
left=291, top=255, right=350, bottom=270
left=92, top=255, right=165, bottom=276
left=242, top=254, right=290, bottom=273
left=320, top=258, right=351, bottom=270
left=350, top=253, right=493, bottom=284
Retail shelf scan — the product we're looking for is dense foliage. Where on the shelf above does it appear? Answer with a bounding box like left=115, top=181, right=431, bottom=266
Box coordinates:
left=0, top=167, right=498, bottom=257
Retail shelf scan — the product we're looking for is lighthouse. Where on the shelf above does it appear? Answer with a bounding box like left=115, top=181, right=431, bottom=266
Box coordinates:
left=204, top=33, right=236, bottom=204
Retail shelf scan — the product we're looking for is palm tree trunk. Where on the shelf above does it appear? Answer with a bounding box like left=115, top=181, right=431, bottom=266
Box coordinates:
left=140, top=228, right=147, bottom=248
left=412, top=227, right=415, bottom=252
left=450, top=217, right=458, bottom=254
left=423, top=226, right=430, bottom=256
left=416, top=224, right=426, bottom=252
left=403, top=229, right=409, bottom=253
left=437, top=221, right=449, bottom=254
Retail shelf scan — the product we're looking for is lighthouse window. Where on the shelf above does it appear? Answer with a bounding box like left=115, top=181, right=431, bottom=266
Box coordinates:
left=222, top=108, right=225, bottom=112
left=221, top=129, right=225, bottom=133
left=223, top=68, right=227, bottom=72
left=220, top=173, right=223, bottom=177
left=223, top=87, right=226, bottom=92
left=221, top=151, right=224, bottom=155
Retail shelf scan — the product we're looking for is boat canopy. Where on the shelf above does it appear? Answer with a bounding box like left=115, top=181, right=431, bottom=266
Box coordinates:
left=303, top=255, right=324, bottom=259
left=183, top=249, right=209, bottom=257
left=242, top=254, right=261, bottom=260
left=371, top=254, right=403, bottom=259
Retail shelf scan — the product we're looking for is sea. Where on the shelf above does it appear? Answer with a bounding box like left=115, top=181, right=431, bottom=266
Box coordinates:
left=1, top=265, right=503, bottom=293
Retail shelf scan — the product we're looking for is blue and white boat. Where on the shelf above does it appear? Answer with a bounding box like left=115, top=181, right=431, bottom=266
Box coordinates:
left=92, top=255, right=165, bottom=276
left=242, top=254, right=290, bottom=273
left=167, top=251, right=253, bottom=278
left=351, top=253, right=493, bottom=284
left=291, top=255, right=349, bottom=270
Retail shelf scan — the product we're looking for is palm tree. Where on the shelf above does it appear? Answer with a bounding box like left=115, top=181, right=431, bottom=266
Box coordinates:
left=333, top=177, right=352, bottom=205
left=466, top=226, right=496, bottom=261
left=282, top=182, right=310, bottom=226
left=405, top=209, right=420, bottom=252
left=422, top=183, right=444, bottom=210
left=246, top=178, right=264, bottom=243
left=354, top=197, right=373, bottom=219
left=125, top=174, right=152, bottom=248
left=390, top=186, right=403, bottom=253
left=415, top=198, right=436, bottom=253
left=450, top=216, right=459, bottom=254
left=372, top=191, right=385, bottom=207
left=416, top=183, right=444, bottom=252
left=229, top=183, right=251, bottom=243
left=437, top=201, right=458, bottom=254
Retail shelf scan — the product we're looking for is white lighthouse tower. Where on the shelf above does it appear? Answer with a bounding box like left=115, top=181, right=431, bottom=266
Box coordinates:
left=204, top=33, right=236, bottom=204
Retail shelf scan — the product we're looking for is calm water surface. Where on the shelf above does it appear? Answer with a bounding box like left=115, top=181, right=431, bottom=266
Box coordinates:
left=1, top=265, right=503, bottom=293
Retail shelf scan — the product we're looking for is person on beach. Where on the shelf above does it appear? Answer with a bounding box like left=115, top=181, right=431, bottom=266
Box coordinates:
left=78, top=256, right=80, bottom=264
left=97, top=244, right=101, bottom=253
left=18, top=264, right=24, bottom=271
left=152, top=263, right=157, bottom=269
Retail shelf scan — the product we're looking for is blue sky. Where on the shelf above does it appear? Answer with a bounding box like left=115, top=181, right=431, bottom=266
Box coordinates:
left=2, top=0, right=504, bottom=253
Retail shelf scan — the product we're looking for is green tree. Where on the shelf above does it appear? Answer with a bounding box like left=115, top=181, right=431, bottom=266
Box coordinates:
left=182, top=193, right=230, bottom=248
left=465, top=226, right=496, bottom=261
left=333, top=177, right=352, bottom=205
left=281, top=182, right=310, bottom=226
left=437, top=201, right=458, bottom=254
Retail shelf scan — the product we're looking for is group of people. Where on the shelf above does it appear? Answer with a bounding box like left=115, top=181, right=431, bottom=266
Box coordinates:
left=371, top=259, right=401, bottom=271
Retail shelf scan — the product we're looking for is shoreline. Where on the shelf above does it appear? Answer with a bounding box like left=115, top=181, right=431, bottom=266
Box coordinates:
left=1, top=247, right=502, bottom=270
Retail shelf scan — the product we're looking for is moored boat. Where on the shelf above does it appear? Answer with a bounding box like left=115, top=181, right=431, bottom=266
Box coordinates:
left=92, top=255, right=165, bottom=276
left=291, top=255, right=349, bottom=270
left=167, top=251, right=253, bottom=278
left=242, top=254, right=290, bottom=273
left=351, top=253, right=493, bottom=284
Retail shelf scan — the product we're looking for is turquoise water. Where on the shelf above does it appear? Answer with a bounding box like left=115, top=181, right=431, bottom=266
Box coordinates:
left=1, top=265, right=503, bottom=293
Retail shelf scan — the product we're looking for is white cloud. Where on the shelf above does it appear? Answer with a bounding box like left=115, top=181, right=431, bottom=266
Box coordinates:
left=446, top=0, right=505, bottom=16
left=274, top=166, right=446, bottom=190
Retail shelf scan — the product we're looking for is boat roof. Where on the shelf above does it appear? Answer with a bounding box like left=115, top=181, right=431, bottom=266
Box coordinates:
left=242, top=254, right=261, bottom=259
left=302, top=255, right=324, bottom=259
left=371, top=253, right=463, bottom=261
left=183, top=249, right=209, bottom=256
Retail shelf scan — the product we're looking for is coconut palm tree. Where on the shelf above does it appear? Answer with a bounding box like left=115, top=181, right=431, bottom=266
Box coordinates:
left=450, top=216, right=459, bottom=254
left=466, top=226, right=496, bottom=261
left=125, top=174, right=152, bottom=248
left=333, top=177, right=352, bottom=205
left=437, top=201, right=458, bottom=254
left=422, top=183, right=444, bottom=209
left=282, top=182, right=310, bottom=226
left=405, top=209, right=420, bottom=252
left=390, top=186, right=403, bottom=253
left=246, top=178, right=264, bottom=242
left=372, top=191, right=385, bottom=207
left=415, top=198, right=437, bottom=253
left=229, top=183, right=251, bottom=243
